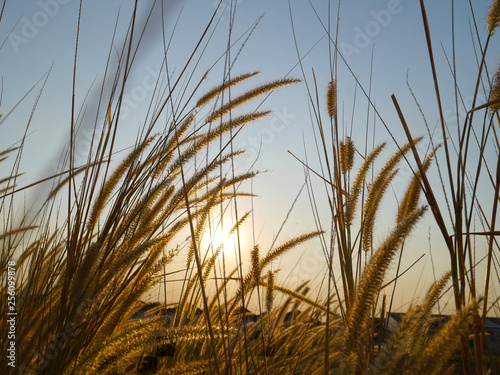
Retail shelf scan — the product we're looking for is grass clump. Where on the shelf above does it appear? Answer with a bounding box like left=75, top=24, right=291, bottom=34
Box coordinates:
left=1, top=1, right=498, bottom=374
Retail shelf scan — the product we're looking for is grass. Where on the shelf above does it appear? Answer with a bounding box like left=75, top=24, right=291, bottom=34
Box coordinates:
left=0, top=0, right=499, bottom=374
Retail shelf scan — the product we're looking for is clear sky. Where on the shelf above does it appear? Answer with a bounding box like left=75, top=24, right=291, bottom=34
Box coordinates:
left=1, top=0, right=499, bottom=313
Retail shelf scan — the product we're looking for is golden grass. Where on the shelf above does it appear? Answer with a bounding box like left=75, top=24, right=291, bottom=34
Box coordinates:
left=1, top=1, right=499, bottom=374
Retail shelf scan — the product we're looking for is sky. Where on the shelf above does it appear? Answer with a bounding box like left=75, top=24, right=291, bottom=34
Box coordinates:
left=0, top=0, right=499, bottom=314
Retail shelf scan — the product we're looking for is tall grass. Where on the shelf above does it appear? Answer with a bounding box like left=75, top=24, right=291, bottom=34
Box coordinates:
left=288, top=0, right=499, bottom=374
left=0, top=2, right=309, bottom=373
left=0, top=1, right=497, bottom=374
left=390, top=1, right=500, bottom=373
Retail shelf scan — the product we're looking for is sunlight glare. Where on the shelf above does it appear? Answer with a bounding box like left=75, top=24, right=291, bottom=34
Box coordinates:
left=210, top=226, right=233, bottom=250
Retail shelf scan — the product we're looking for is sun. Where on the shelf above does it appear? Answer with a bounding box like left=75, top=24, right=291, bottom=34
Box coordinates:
left=210, top=226, right=234, bottom=250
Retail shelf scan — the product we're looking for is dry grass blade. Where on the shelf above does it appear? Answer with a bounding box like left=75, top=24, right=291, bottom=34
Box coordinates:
left=344, top=207, right=427, bottom=351
left=345, top=143, right=385, bottom=227
left=409, top=303, right=475, bottom=375
left=181, top=111, right=271, bottom=163
left=69, top=241, right=102, bottom=303
left=0, top=147, right=20, bottom=159
left=391, top=94, right=453, bottom=253
left=48, top=163, right=101, bottom=200
left=418, top=0, right=456, bottom=213
left=362, top=140, right=418, bottom=252
left=196, top=71, right=260, bottom=108
left=260, top=282, right=331, bottom=314
left=407, top=270, right=452, bottom=355
left=260, top=231, right=323, bottom=267
left=87, top=134, right=157, bottom=231
left=397, top=144, right=440, bottom=223
left=206, top=78, right=300, bottom=123
left=0, top=226, right=37, bottom=241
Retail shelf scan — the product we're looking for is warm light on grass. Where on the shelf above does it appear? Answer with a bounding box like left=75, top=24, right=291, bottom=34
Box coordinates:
left=2, top=1, right=499, bottom=373
left=210, top=225, right=234, bottom=251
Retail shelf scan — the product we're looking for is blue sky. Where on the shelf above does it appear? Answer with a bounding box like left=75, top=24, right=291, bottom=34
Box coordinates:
left=1, top=0, right=499, bottom=313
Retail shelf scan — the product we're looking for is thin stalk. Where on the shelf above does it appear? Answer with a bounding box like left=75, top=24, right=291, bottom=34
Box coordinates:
left=480, top=154, right=500, bottom=355
left=391, top=95, right=459, bottom=302
left=419, top=0, right=457, bottom=213
left=61, top=0, right=83, bottom=334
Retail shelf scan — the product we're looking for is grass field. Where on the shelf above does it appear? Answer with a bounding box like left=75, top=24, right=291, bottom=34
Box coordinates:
left=1, top=1, right=500, bottom=374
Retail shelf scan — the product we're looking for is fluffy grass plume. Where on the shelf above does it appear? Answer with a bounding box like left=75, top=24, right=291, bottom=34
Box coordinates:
left=345, top=142, right=386, bottom=227
left=196, top=71, right=259, bottom=108
left=207, top=78, right=300, bottom=123
left=339, top=137, right=355, bottom=174
left=487, top=0, right=500, bottom=33
left=406, top=270, right=452, bottom=355
left=489, top=64, right=500, bottom=112
left=327, top=80, right=337, bottom=119
left=396, top=144, right=439, bottom=223
left=409, top=303, right=476, bottom=375
left=344, top=206, right=427, bottom=352
left=362, top=139, right=421, bottom=252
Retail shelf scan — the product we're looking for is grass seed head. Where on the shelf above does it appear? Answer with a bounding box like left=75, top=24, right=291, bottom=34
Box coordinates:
left=490, top=64, right=500, bottom=112
left=327, top=80, right=337, bottom=119
left=251, top=245, right=261, bottom=284
left=340, top=137, right=355, bottom=174
left=266, top=271, right=275, bottom=312
left=487, top=0, right=500, bottom=33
